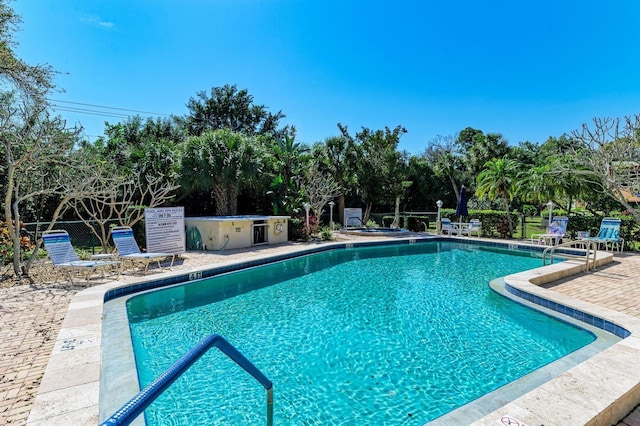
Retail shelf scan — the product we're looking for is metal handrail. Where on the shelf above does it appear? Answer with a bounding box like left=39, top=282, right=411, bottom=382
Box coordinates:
left=542, top=239, right=597, bottom=271
left=345, top=216, right=367, bottom=229
left=100, top=334, right=273, bottom=426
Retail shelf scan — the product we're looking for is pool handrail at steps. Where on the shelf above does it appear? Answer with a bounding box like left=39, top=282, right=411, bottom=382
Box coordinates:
left=100, top=333, right=273, bottom=426
left=345, top=216, right=368, bottom=229
left=542, top=239, right=598, bottom=271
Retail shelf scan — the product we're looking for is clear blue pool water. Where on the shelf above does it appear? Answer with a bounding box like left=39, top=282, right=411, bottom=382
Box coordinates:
left=127, top=242, right=595, bottom=425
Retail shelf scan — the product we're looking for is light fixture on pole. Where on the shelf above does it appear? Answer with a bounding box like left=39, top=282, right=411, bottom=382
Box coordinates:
left=304, top=203, right=311, bottom=233
left=436, top=200, right=443, bottom=234
left=546, top=201, right=553, bottom=225
left=328, top=201, right=335, bottom=230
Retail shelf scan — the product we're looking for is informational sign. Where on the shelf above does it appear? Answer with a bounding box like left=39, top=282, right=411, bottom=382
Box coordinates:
left=144, top=207, right=186, bottom=253
left=344, top=208, right=363, bottom=227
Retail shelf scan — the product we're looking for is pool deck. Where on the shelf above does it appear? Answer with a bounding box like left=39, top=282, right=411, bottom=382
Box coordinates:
left=1, top=234, right=640, bottom=425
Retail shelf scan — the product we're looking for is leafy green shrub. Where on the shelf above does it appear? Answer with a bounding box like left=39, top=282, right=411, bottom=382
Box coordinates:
left=318, top=226, right=334, bottom=241
left=0, top=221, right=35, bottom=265
left=365, top=219, right=379, bottom=228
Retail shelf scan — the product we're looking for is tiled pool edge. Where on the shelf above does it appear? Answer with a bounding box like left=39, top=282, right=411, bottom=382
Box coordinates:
left=469, top=256, right=640, bottom=426
left=26, top=237, right=640, bottom=425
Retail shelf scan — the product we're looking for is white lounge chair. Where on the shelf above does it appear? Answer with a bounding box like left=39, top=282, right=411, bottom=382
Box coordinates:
left=111, top=226, right=176, bottom=274
left=462, top=219, right=482, bottom=237
left=42, top=230, right=120, bottom=282
left=440, top=218, right=454, bottom=235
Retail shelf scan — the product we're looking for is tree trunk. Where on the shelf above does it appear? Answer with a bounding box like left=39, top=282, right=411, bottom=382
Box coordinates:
left=450, top=176, right=459, bottom=201
left=11, top=200, right=21, bottom=277
left=504, top=197, right=513, bottom=237
left=338, top=194, right=345, bottom=227
left=363, top=202, right=372, bottom=224
left=391, top=196, right=400, bottom=228
left=227, top=183, right=238, bottom=216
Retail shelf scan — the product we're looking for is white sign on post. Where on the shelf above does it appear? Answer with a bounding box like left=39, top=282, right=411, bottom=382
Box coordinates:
left=144, top=207, right=186, bottom=254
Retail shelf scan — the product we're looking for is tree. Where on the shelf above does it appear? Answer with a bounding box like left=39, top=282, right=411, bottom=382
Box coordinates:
left=381, top=149, right=412, bottom=229
left=93, top=116, right=184, bottom=180
left=70, top=174, right=179, bottom=251
left=312, top=134, right=356, bottom=225
left=180, top=129, right=265, bottom=215
left=423, top=134, right=464, bottom=201
left=0, top=93, right=119, bottom=276
left=461, top=129, right=510, bottom=178
left=73, top=118, right=181, bottom=251
left=404, top=154, right=441, bottom=212
left=182, top=84, right=289, bottom=138
left=339, top=124, right=407, bottom=223
left=0, top=1, right=54, bottom=102
left=476, top=158, right=520, bottom=235
left=0, top=2, right=120, bottom=277
left=266, top=134, right=309, bottom=215
left=301, top=161, right=341, bottom=228
left=560, top=116, right=640, bottom=222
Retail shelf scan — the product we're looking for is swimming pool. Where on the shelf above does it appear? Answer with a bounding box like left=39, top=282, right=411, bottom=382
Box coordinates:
left=124, top=241, right=596, bottom=425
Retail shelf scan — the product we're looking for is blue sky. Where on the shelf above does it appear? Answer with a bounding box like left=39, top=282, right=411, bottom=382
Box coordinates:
left=13, top=0, right=640, bottom=154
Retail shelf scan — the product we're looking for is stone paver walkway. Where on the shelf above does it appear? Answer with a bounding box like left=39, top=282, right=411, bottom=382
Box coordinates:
left=542, top=253, right=640, bottom=426
left=0, top=281, right=78, bottom=424
left=1, top=239, right=640, bottom=425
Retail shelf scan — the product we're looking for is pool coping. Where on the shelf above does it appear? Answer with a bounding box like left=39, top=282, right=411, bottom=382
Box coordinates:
left=25, top=237, right=640, bottom=425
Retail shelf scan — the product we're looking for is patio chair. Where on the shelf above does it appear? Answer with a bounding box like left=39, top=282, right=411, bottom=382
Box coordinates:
left=463, top=219, right=482, bottom=237
left=111, top=226, right=176, bottom=274
left=440, top=218, right=453, bottom=235
left=531, top=216, right=568, bottom=246
left=584, top=217, right=624, bottom=252
left=42, top=230, right=120, bottom=283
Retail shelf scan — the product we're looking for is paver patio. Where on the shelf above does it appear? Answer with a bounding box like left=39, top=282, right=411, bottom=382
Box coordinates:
left=1, top=237, right=639, bottom=425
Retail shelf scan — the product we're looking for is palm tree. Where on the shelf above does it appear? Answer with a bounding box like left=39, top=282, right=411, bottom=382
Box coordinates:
left=268, top=134, right=309, bottom=215
left=476, top=158, right=520, bottom=236
left=180, top=129, right=264, bottom=215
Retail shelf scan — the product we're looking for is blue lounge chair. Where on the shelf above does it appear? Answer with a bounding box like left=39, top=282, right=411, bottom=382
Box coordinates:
left=531, top=216, right=568, bottom=246
left=42, top=230, right=120, bottom=282
left=584, top=217, right=624, bottom=252
left=111, top=226, right=176, bottom=274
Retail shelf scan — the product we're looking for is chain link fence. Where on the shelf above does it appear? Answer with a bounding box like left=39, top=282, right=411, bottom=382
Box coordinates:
left=23, top=220, right=120, bottom=254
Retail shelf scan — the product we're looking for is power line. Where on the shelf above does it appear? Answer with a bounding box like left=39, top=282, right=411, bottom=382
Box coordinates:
left=48, top=99, right=173, bottom=117
left=51, top=105, right=134, bottom=120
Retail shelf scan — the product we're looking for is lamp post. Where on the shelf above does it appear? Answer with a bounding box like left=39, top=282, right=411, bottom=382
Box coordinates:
left=546, top=201, right=553, bottom=226
left=304, top=203, right=311, bottom=234
left=436, top=200, right=443, bottom=234
left=328, top=201, right=335, bottom=230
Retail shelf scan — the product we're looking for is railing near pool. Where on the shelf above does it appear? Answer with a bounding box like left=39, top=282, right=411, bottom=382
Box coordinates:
left=100, top=334, right=273, bottom=426
left=542, top=239, right=598, bottom=271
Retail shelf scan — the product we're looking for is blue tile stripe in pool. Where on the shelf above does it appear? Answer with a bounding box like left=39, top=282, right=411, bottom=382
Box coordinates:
left=104, top=237, right=628, bottom=339
left=102, top=238, right=570, bottom=303
left=103, top=239, right=426, bottom=303
left=504, top=284, right=630, bottom=338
